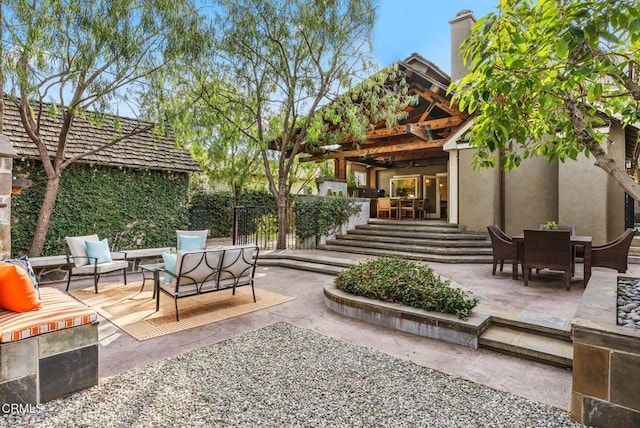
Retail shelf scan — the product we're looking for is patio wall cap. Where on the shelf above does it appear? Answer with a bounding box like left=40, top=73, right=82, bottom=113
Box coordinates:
left=0, top=134, right=17, bottom=158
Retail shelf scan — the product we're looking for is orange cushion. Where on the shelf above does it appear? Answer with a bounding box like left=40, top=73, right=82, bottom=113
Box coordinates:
left=0, top=261, right=41, bottom=312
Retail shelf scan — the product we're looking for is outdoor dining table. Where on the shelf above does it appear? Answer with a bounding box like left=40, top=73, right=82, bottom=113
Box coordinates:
left=389, top=199, right=417, bottom=219
left=512, top=233, right=592, bottom=286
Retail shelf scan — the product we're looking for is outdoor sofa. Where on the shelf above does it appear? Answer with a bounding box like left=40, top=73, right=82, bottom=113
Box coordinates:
left=157, top=244, right=259, bottom=321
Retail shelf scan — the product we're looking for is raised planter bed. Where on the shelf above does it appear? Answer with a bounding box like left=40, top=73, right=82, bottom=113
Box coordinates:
left=323, top=282, right=490, bottom=349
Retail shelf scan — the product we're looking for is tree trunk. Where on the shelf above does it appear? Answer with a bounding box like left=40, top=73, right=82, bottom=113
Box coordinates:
left=276, top=182, right=288, bottom=250
left=28, top=174, right=61, bottom=257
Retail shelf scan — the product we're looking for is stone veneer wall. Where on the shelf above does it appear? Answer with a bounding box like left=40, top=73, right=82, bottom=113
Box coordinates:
left=571, top=276, right=640, bottom=427
left=0, top=135, right=16, bottom=259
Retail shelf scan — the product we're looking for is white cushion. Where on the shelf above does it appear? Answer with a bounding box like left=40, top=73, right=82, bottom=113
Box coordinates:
left=72, top=260, right=128, bottom=274
left=65, top=235, right=99, bottom=268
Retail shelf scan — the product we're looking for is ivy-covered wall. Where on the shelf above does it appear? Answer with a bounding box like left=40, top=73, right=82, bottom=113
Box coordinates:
left=11, top=160, right=190, bottom=256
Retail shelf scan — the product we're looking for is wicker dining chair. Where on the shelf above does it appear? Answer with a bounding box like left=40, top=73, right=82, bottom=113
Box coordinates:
left=591, top=228, right=635, bottom=273
left=523, top=229, right=572, bottom=291
left=487, top=225, right=522, bottom=278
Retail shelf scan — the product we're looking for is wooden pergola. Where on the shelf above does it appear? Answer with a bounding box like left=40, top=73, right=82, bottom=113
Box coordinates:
left=302, top=53, right=469, bottom=186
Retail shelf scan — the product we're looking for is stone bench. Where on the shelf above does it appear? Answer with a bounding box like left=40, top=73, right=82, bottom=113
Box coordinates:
left=0, top=287, right=98, bottom=406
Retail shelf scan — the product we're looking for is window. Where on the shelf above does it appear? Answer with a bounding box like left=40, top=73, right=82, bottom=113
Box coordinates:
left=390, top=176, right=418, bottom=198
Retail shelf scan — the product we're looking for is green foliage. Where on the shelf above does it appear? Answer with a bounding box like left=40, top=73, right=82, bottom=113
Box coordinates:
left=293, top=197, right=360, bottom=240
left=11, top=161, right=189, bottom=256
left=449, top=0, right=640, bottom=200
left=256, top=213, right=278, bottom=241
left=148, top=0, right=415, bottom=249
left=188, top=190, right=277, bottom=237
left=334, top=257, right=478, bottom=320
left=544, top=221, right=558, bottom=231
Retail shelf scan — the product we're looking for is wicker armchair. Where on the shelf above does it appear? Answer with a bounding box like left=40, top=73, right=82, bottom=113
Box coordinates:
left=523, top=229, right=573, bottom=291
left=591, top=228, right=635, bottom=273
left=487, top=225, right=522, bottom=278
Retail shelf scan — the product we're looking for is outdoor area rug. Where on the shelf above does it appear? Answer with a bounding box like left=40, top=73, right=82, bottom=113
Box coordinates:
left=69, top=281, right=294, bottom=341
left=0, top=323, right=580, bottom=427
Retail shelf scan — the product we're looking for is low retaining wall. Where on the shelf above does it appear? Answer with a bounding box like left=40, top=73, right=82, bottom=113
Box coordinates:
left=571, top=275, right=640, bottom=427
left=0, top=322, right=98, bottom=406
left=323, top=283, right=489, bottom=349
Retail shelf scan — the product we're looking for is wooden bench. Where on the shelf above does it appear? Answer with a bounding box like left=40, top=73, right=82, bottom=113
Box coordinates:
left=0, top=288, right=98, bottom=405
left=157, top=245, right=259, bottom=321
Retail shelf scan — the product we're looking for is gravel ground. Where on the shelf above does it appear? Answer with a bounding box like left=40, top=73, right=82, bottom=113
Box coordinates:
left=1, top=323, right=583, bottom=427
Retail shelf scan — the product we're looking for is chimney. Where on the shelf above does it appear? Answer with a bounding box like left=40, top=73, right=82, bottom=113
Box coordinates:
left=449, top=9, right=476, bottom=82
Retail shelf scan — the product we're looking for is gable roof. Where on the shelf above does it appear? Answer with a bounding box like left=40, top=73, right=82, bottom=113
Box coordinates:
left=2, top=100, right=201, bottom=173
left=303, top=53, right=468, bottom=168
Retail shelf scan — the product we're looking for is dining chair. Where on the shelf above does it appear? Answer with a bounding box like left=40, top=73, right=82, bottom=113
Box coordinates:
left=377, top=197, right=396, bottom=219
left=523, top=229, right=572, bottom=291
left=487, top=225, right=522, bottom=278
left=591, top=228, right=635, bottom=273
left=400, top=199, right=416, bottom=219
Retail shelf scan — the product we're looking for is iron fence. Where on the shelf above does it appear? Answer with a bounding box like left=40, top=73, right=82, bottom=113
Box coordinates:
left=232, top=205, right=312, bottom=250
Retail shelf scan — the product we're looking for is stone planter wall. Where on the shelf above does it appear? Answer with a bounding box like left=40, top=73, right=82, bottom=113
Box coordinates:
left=324, top=283, right=489, bottom=349
left=571, top=276, right=640, bottom=427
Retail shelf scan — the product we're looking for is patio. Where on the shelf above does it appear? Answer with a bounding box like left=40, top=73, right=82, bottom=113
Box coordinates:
left=25, top=251, right=634, bottom=412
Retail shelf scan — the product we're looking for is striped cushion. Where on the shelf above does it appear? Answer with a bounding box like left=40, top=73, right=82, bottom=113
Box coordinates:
left=0, top=287, right=97, bottom=343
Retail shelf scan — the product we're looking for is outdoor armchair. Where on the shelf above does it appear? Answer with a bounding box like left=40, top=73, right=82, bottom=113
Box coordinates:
left=65, top=234, right=128, bottom=293
left=487, top=225, right=522, bottom=278
left=591, top=228, right=635, bottom=273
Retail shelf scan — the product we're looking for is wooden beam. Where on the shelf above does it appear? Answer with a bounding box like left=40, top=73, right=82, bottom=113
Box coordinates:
left=413, top=115, right=465, bottom=130
left=406, top=124, right=432, bottom=141
left=322, top=139, right=446, bottom=160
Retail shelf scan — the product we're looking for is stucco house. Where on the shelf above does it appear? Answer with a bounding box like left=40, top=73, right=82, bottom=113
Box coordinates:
left=309, top=10, right=639, bottom=246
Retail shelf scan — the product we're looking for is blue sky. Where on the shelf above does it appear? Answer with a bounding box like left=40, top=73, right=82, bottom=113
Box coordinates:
left=372, top=0, right=498, bottom=73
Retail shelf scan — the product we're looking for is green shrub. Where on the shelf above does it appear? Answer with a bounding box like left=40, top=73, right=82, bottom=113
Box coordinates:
left=334, top=257, right=478, bottom=320
left=293, top=197, right=360, bottom=239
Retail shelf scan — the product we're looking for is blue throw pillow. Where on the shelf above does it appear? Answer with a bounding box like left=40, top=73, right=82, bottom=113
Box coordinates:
left=2, top=255, right=39, bottom=298
left=162, top=252, right=177, bottom=284
left=179, top=235, right=203, bottom=251
left=85, top=239, right=112, bottom=265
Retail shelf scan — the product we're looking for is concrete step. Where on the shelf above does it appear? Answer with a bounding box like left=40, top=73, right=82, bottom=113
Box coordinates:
left=319, top=243, right=493, bottom=263
left=367, top=219, right=458, bottom=228
left=259, top=251, right=356, bottom=268
left=479, top=325, right=573, bottom=368
left=257, top=258, right=345, bottom=276
left=324, top=239, right=493, bottom=256
left=338, top=234, right=491, bottom=248
left=349, top=228, right=489, bottom=241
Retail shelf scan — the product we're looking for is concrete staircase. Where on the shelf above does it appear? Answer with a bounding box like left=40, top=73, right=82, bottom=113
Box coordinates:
left=318, top=219, right=493, bottom=263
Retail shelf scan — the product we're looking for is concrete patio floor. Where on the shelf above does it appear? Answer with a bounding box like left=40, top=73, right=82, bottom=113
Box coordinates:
left=49, top=251, right=640, bottom=411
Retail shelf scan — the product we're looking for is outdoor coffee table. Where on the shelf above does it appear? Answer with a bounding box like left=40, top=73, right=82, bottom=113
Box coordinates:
left=139, top=262, right=165, bottom=299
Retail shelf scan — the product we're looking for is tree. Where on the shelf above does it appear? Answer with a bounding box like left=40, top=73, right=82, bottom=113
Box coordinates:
left=449, top=0, right=640, bottom=200
left=191, top=0, right=415, bottom=249
left=2, top=0, right=208, bottom=256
